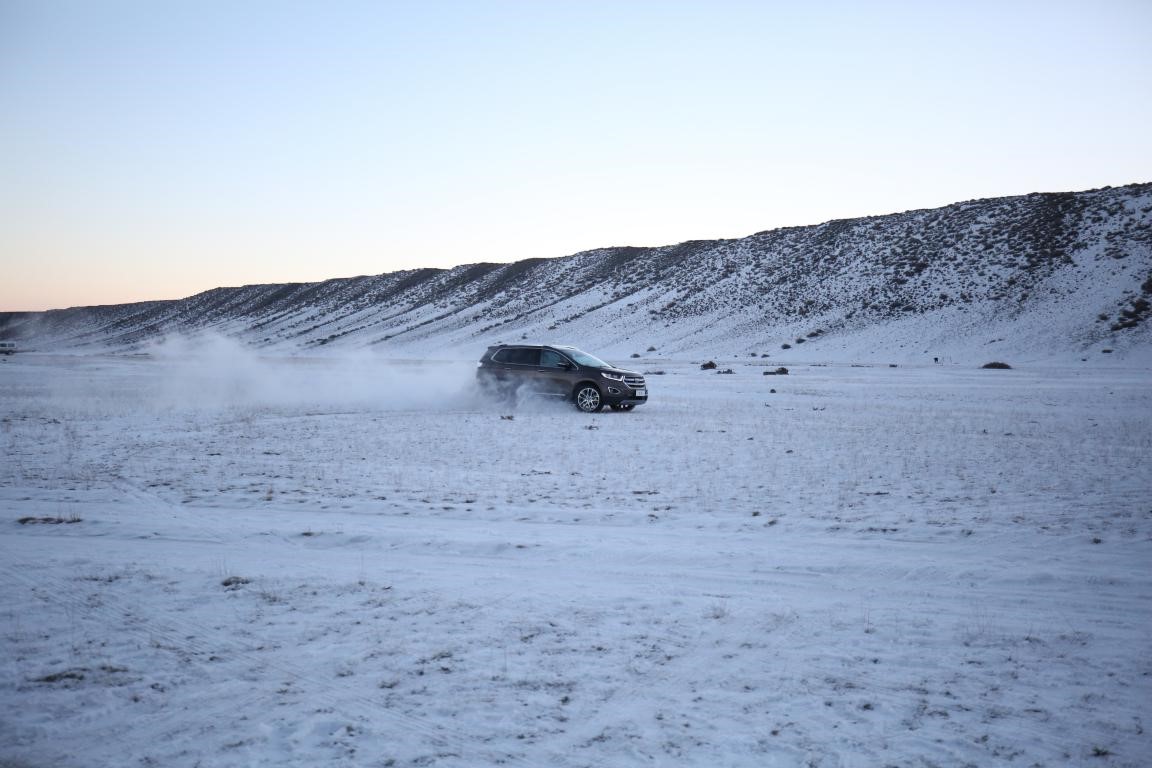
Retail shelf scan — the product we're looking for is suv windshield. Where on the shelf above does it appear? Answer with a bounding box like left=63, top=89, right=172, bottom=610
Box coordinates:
left=563, top=348, right=610, bottom=368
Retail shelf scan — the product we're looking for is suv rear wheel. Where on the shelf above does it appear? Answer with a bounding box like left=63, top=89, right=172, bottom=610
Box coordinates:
left=574, top=384, right=603, bottom=413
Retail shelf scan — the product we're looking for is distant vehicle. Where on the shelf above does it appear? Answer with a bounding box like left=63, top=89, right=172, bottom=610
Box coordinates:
left=476, top=344, right=648, bottom=413
left=0, top=341, right=17, bottom=355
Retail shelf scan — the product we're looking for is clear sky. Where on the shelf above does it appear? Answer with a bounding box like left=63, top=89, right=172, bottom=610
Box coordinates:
left=2, top=0, right=1150, bottom=311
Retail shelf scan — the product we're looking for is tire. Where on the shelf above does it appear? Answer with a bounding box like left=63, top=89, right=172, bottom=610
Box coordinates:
left=574, top=384, right=603, bottom=413
left=610, top=404, right=635, bottom=412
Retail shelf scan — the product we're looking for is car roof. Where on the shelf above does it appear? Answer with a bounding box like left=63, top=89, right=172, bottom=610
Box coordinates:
left=487, top=343, right=574, bottom=350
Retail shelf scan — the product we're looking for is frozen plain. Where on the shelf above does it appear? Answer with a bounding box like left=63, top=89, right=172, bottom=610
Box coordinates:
left=1, top=350, right=1150, bottom=768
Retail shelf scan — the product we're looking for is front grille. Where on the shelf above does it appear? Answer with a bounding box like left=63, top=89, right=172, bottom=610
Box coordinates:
left=624, top=375, right=645, bottom=389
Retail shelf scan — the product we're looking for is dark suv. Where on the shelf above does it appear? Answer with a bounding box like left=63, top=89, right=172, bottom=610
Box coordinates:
left=476, top=344, right=648, bottom=412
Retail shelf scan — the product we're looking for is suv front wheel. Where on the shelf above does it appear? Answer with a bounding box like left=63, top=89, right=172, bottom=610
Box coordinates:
left=574, top=384, right=603, bottom=413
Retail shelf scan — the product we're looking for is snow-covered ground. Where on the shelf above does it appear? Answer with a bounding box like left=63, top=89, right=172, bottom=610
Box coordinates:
left=2, top=349, right=1150, bottom=767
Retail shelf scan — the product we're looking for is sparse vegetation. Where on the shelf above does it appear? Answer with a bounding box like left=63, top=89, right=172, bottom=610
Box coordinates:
left=33, top=669, right=87, bottom=684
left=1110, top=294, right=1150, bottom=330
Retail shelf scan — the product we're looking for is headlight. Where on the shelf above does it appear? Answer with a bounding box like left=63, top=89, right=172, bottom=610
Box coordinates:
left=601, top=371, right=625, bottom=382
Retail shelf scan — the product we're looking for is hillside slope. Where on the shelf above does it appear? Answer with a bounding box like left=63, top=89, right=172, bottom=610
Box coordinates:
left=4, top=183, right=1150, bottom=363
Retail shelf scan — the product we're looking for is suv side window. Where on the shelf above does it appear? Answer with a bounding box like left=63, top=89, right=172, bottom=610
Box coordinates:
left=494, top=348, right=539, bottom=366
left=540, top=350, right=569, bottom=369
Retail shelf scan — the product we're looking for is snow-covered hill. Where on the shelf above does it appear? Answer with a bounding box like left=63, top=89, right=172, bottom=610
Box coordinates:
left=4, top=183, right=1151, bottom=363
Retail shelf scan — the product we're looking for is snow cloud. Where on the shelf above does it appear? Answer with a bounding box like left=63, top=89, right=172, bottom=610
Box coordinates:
left=23, top=335, right=479, bottom=415
left=142, top=334, right=479, bottom=412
